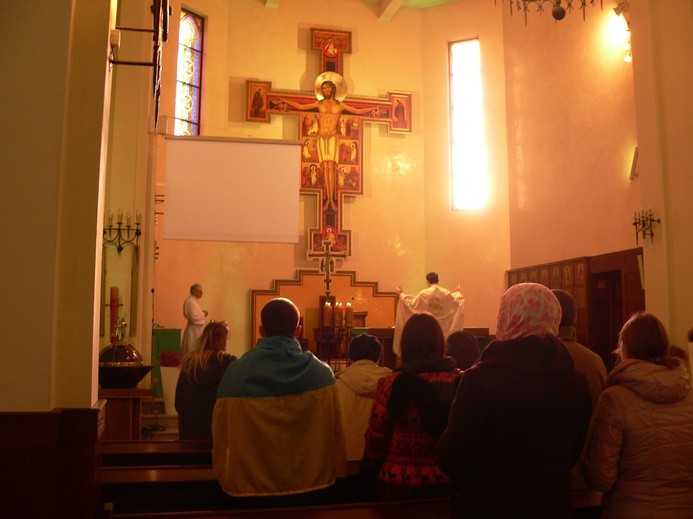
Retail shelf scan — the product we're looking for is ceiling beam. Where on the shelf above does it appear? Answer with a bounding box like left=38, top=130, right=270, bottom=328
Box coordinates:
left=378, top=0, right=405, bottom=20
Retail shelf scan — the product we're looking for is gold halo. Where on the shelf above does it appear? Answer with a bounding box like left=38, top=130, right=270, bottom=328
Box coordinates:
left=314, top=72, right=347, bottom=102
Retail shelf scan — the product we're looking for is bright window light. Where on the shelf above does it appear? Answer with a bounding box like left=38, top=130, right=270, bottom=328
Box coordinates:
left=449, top=39, right=489, bottom=210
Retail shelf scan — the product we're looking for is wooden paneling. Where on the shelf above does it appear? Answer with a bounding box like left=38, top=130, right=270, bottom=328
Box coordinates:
left=0, top=405, right=102, bottom=518
left=507, top=249, right=644, bottom=370
left=99, top=388, right=151, bottom=441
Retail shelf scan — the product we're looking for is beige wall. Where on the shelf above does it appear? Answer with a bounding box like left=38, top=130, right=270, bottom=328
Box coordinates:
left=501, top=4, right=640, bottom=266
left=0, top=1, right=116, bottom=411
left=421, top=1, right=511, bottom=332
left=629, top=0, right=693, bottom=347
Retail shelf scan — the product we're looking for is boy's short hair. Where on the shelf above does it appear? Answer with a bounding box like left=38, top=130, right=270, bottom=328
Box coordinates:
left=349, top=333, right=382, bottom=362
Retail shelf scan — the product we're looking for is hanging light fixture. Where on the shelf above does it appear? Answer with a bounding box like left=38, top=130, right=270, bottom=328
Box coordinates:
left=496, top=0, right=603, bottom=24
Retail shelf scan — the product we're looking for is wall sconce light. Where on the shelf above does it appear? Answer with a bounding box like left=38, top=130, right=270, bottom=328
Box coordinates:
left=613, top=0, right=629, bottom=15
left=613, top=1, right=632, bottom=62
left=622, top=30, right=632, bottom=63
left=103, top=210, right=142, bottom=254
left=496, top=0, right=603, bottom=24
left=632, top=208, right=661, bottom=245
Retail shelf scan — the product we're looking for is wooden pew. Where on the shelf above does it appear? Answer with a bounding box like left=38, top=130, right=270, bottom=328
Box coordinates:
left=101, top=439, right=213, bottom=484
left=103, top=498, right=452, bottom=518
left=99, top=440, right=600, bottom=518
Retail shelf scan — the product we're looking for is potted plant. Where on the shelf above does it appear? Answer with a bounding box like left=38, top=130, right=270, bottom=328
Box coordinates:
left=159, top=350, right=183, bottom=416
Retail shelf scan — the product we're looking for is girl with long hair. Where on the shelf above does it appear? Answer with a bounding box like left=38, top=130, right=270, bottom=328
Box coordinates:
left=175, top=320, right=236, bottom=439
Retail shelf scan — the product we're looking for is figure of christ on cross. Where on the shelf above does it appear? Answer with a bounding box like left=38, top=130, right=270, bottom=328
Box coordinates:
left=280, top=72, right=375, bottom=211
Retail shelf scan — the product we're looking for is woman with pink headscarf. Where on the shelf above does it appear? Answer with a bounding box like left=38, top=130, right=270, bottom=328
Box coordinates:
left=437, top=283, right=592, bottom=518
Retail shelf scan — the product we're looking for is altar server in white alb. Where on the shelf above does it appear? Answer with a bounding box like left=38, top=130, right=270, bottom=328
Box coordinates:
left=182, top=283, right=208, bottom=353
left=393, top=272, right=465, bottom=358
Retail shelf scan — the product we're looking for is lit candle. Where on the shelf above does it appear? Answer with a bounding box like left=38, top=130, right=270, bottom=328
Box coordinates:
left=345, top=302, right=354, bottom=327
left=334, top=302, right=344, bottom=327
left=135, top=211, right=141, bottom=225
left=126, top=212, right=131, bottom=226
left=323, top=302, right=333, bottom=326
left=117, top=209, right=123, bottom=223
left=108, top=212, right=113, bottom=226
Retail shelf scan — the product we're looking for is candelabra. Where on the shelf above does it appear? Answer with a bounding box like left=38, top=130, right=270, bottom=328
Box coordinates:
left=632, top=209, right=661, bottom=245
left=319, top=296, right=354, bottom=363
left=497, top=0, right=602, bottom=23
left=103, top=210, right=142, bottom=254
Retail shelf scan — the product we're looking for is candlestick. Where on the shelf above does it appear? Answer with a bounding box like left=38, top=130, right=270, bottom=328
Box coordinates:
left=103, top=207, right=142, bottom=254
left=323, top=302, right=333, bottom=326
left=109, top=287, right=119, bottom=344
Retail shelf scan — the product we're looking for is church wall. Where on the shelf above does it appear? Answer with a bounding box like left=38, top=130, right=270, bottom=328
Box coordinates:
left=629, top=0, right=693, bottom=349
left=0, top=3, right=70, bottom=410
left=1, top=1, right=115, bottom=411
left=419, top=0, right=512, bottom=330
left=153, top=0, right=429, bottom=355
left=103, top=1, right=159, bottom=358
left=501, top=6, right=640, bottom=267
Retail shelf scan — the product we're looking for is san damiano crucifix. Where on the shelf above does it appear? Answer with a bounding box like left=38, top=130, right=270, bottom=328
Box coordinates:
left=245, top=28, right=412, bottom=277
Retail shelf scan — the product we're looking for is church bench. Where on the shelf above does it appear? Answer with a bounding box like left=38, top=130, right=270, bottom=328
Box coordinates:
left=100, top=440, right=214, bottom=484
left=99, top=440, right=600, bottom=517
left=104, top=497, right=453, bottom=518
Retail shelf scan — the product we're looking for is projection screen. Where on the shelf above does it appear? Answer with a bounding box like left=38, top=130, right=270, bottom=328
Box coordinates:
left=164, top=136, right=301, bottom=243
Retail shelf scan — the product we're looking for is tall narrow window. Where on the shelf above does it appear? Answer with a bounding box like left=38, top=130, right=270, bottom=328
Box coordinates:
left=449, top=39, right=488, bottom=210
left=174, top=9, right=204, bottom=136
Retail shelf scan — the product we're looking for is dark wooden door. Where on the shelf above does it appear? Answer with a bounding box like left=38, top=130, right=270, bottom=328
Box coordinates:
left=588, top=248, right=645, bottom=371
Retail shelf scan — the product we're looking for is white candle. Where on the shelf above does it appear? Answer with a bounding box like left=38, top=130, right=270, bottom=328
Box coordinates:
left=323, top=302, right=333, bottom=326
left=334, top=303, right=344, bottom=327
left=345, top=302, right=354, bottom=327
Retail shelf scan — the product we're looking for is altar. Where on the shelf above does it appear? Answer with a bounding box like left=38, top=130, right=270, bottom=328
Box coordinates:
left=250, top=270, right=398, bottom=360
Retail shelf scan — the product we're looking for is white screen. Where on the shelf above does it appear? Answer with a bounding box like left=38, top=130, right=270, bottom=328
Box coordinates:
left=164, top=136, right=300, bottom=243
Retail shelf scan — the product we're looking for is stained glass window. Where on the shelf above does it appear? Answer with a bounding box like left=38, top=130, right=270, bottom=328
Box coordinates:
left=174, top=9, right=204, bottom=136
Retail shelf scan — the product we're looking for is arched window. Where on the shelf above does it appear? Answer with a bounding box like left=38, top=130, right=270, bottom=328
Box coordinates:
left=174, top=9, right=204, bottom=135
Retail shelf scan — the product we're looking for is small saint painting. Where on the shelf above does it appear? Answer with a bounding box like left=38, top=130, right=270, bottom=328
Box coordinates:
left=246, top=80, right=271, bottom=122
left=390, top=93, right=412, bottom=133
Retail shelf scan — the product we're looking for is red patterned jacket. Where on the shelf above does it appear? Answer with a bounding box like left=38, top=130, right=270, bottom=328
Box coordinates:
left=361, top=359, right=460, bottom=489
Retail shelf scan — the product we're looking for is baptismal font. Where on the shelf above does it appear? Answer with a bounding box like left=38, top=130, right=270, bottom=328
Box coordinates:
left=98, top=286, right=151, bottom=388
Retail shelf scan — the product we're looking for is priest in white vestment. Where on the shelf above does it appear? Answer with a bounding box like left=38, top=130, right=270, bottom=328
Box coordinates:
left=393, top=272, right=465, bottom=358
left=182, top=283, right=208, bottom=353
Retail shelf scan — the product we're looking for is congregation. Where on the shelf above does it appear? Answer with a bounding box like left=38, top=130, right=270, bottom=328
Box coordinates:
left=172, top=281, right=693, bottom=518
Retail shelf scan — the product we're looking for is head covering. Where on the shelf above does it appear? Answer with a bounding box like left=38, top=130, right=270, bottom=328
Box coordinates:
left=349, top=333, right=382, bottom=362
left=496, top=283, right=561, bottom=340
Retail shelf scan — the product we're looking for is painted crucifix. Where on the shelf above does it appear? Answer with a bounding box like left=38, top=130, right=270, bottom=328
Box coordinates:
left=245, top=28, right=412, bottom=260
